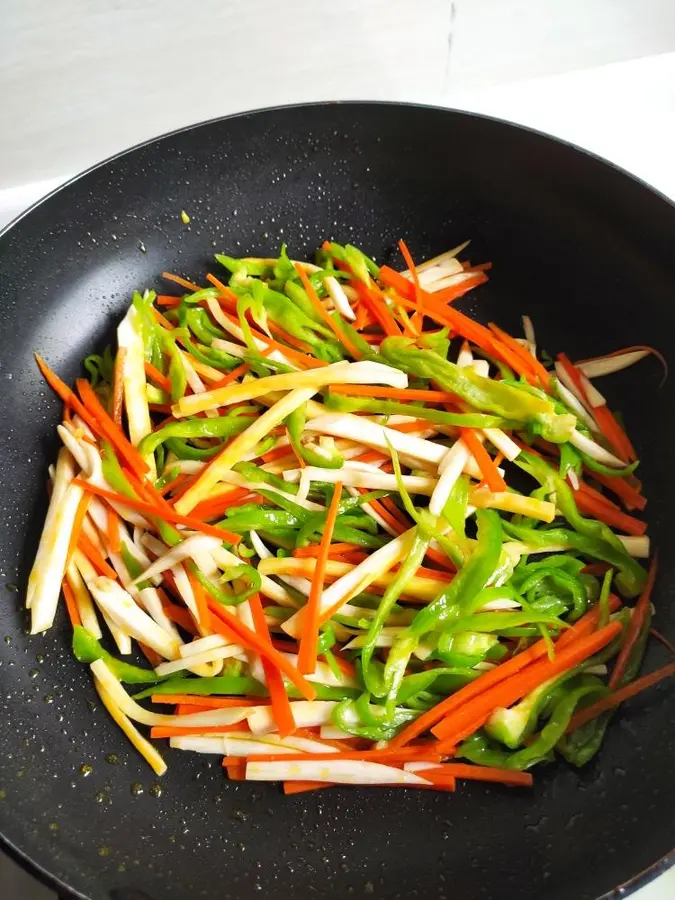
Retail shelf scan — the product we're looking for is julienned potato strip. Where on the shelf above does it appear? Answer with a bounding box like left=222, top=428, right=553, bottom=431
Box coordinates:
left=27, top=237, right=669, bottom=792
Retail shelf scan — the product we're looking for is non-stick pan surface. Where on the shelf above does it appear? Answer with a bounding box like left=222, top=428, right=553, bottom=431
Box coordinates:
left=0, top=102, right=674, bottom=900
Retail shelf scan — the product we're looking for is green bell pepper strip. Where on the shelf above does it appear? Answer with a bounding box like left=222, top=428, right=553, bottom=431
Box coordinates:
left=323, top=393, right=505, bottom=429
left=174, top=326, right=239, bottom=371
left=325, top=242, right=379, bottom=281
left=361, top=527, right=429, bottom=697
left=154, top=464, right=180, bottom=494
left=164, top=437, right=223, bottom=460
left=167, top=340, right=187, bottom=402
left=215, top=254, right=269, bottom=278
left=598, top=568, right=614, bottom=628
left=518, top=568, right=588, bottom=620
left=134, top=674, right=266, bottom=699
left=435, top=631, right=500, bottom=667
left=139, top=409, right=257, bottom=457
left=418, top=328, right=451, bottom=359
left=513, top=450, right=646, bottom=597
left=73, top=627, right=166, bottom=684
left=439, top=610, right=568, bottom=637
left=396, top=666, right=483, bottom=705
left=132, top=290, right=162, bottom=367
left=120, top=543, right=151, bottom=590
left=379, top=337, right=576, bottom=442
left=559, top=442, right=583, bottom=481
left=192, top=564, right=261, bottom=607
left=383, top=509, right=503, bottom=712
left=331, top=696, right=417, bottom=742
left=180, top=307, right=225, bottom=344
left=286, top=405, right=345, bottom=469
left=233, top=461, right=299, bottom=495
left=574, top=448, right=640, bottom=478
left=84, top=346, right=115, bottom=388
left=442, top=474, right=469, bottom=544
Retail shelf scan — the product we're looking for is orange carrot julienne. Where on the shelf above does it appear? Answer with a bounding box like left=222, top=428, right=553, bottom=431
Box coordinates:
left=186, top=569, right=211, bottom=632
left=111, top=347, right=126, bottom=427
left=398, top=239, right=424, bottom=329
left=144, top=361, right=171, bottom=394
left=207, top=598, right=317, bottom=701
left=419, top=764, right=533, bottom=788
left=351, top=279, right=401, bottom=338
left=77, top=532, right=117, bottom=580
left=433, top=273, right=489, bottom=305
left=432, top=620, right=622, bottom=745
left=649, top=628, right=675, bottom=656
left=461, top=428, right=506, bottom=492
left=150, top=724, right=249, bottom=739
left=161, top=601, right=199, bottom=636
left=293, top=263, right=362, bottom=359
left=223, top=748, right=443, bottom=764
left=72, top=478, right=241, bottom=545
left=61, top=580, right=82, bottom=628
left=298, top=481, right=344, bottom=675
left=572, top=487, right=646, bottom=536
left=106, top=507, right=121, bottom=554
left=356, top=490, right=406, bottom=536
left=567, top=661, right=675, bottom=733
left=35, top=354, right=105, bottom=442
left=76, top=378, right=149, bottom=477
left=150, top=695, right=269, bottom=708
left=609, top=556, right=657, bottom=690
left=248, top=594, right=295, bottom=737
left=190, top=487, right=257, bottom=522
left=138, top=642, right=163, bottom=668
left=206, top=361, right=250, bottom=391
left=292, top=542, right=360, bottom=559
left=592, top=471, right=646, bottom=512
left=328, top=385, right=461, bottom=403
left=592, top=404, right=636, bottom=463
left=283, top=780, right=332, bottom=794
left=488, top=322, right=550, bottom=388
left=67, top=492, right=91, bottom=561
left=205, top=272, right=239, bottom=302
left=162, top=271, right=202, bottom=292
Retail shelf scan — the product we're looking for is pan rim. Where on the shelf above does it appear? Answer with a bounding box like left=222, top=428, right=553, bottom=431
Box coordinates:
left=0, top=99, right=673, bottom=900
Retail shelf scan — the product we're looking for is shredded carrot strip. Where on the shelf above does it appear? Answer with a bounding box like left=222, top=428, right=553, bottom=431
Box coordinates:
left=62, top=581, right=82, bottom=628
left=398, top=239, right=424, bottom=333
left=293, top=264, right=362, bottom=359
left=162, top=272, right=202, bottom=292
left=207, top=599, right=317, bottom=701
left=144, top=361, right=171, bottom=394
left=328, top=385, right=460, bottom=404
left=609, top=556, right=657, bottom=690
left=592, top=471, right=646, bottom=512
left=106, top=507, right=122, bottom=554
left=249, top=594, right=295, bottom=737
left=77, top=532, right=117, bottom=580
left=186, top=569, right=211, bottom=632
left=298, top=482, right=344, bottom=675
left=649, top=628, right=675, bottom=656
left=461, top=428, right=506, bottom=492
left=72, top=478, right=241, bottom=545
left=76, top=378, right=149, bottom=477
left=488, top=322, right=550, bottom=387
left=138, top=642, right=163, bottom=668
left=358, top=490, right=406, bottom=535
left=223, top=748, right=442, bottom=764
left=568, top=661, right=675, bottom=733
left=420, top=763, right=533, bottom=787
left=190, top=488, right=258, bottom=522
left=283, top=780, right=332, bottom=794
left=150, top=724, right=249, bottom=738
left=111, top=347, right=126, bottom=426
left=206, top=361, right=250, bottom=391
left=67, top=492, right=91, bottom=561
left=150, top=695, right=268, bottom=708
left=351, top=280, right=401, bottom=338
left=592, top=404, right=636, bottom=463
left=35, top=354, right=107, bottom=444
left=572, top=486, right=646, bottom=536
left=292, top=542, right=360, bottom=559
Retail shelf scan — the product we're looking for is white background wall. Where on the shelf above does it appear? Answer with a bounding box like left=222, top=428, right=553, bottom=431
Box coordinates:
left=1, top=2, right=675, bottom=898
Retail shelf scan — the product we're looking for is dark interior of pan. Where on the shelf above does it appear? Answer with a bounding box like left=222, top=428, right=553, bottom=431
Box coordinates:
left=0, top=102, right=674, bottom=900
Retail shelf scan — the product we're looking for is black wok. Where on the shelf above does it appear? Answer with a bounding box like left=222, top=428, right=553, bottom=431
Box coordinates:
left=0, top=102, right=674, bottom=900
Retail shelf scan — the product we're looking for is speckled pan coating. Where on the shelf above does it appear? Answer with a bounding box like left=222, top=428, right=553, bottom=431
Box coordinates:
left=0, top=102, right=673, bottom=900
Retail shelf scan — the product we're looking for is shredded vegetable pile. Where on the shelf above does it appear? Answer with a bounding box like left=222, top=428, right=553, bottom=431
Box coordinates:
left=28, top=238, right=674, bottom=793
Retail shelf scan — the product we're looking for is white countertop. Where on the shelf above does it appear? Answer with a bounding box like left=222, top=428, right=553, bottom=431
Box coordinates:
left=1, top=2, right=674, bottom=898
